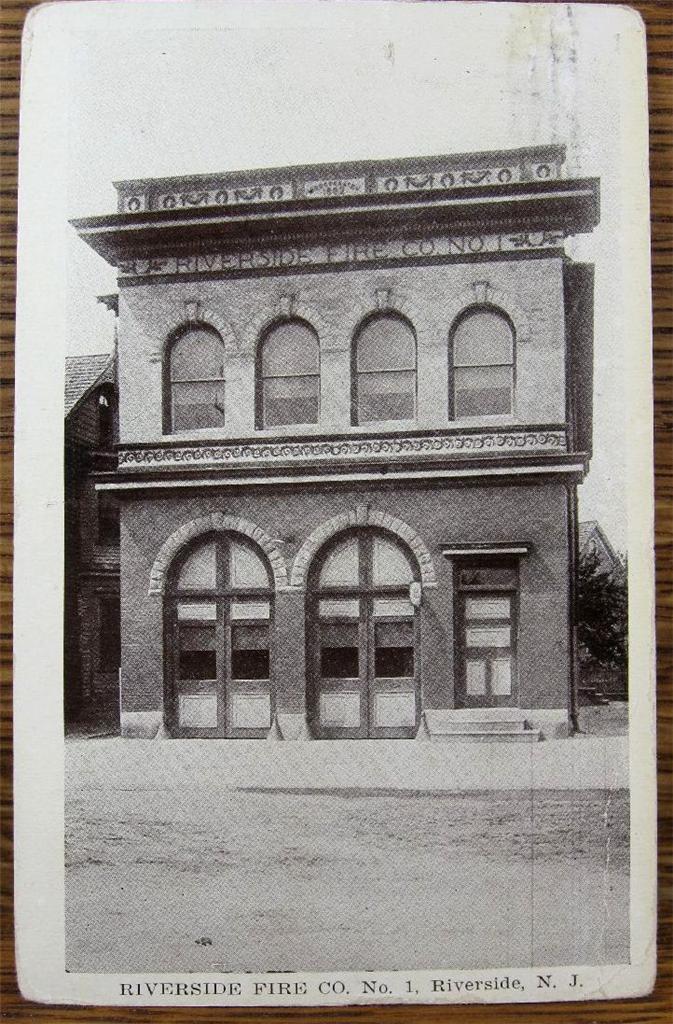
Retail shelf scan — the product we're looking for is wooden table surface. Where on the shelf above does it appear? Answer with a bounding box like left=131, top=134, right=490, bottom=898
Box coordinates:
left=0, top=0, right=670, bottom=1020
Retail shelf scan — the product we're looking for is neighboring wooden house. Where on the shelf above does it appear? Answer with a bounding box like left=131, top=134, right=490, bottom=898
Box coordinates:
left=578, top=520, right=625, bottom=580
left=64, top=351, right=120, bottom=729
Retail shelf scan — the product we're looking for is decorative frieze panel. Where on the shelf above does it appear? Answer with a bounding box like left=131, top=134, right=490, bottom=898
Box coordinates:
left=119, top=428, right=567, bottom=472
left=116, top=147, right=565, bottom=214
left=150, top=182, right=293, bottom=214
left=373, top=160, right=556, bottom=195
left=304, top=177, right=366, bottom=199
left=117, top=230, right=565, bottom=280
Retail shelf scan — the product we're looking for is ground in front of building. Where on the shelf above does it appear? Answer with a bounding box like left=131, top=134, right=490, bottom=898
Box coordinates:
left=577, top=700, right=628, bottom=736
left=65, top=738, right=629, bottom=973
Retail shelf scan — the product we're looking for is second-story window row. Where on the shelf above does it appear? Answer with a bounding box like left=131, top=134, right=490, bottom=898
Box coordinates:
left=162, top=305, right=518, bottom=433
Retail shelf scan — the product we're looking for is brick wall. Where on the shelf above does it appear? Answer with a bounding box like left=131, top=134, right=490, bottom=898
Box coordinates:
left=119, top=480, right=569, bottom=720
left=116, top=257, right=566, bottom=444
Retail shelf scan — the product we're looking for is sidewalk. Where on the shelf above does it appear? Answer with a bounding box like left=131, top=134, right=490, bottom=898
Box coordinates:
left=66, top=734, right=629, bottom=793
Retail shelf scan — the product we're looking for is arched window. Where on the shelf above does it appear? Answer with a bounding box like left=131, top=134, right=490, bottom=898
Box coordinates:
left=166, top=325, right=225, bottom=432
left=166, top=533, right=273, bottom=737
left=308, top=529, right=420, bottom=738
left=450, top=308, right=514, bottom=418
left=258, top=319, right=320, bottom=427
left=353, top=313, right=416, bottom=424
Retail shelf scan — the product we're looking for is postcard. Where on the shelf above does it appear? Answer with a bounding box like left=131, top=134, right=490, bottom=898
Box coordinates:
left=13, top=0, right=656, bottom=1007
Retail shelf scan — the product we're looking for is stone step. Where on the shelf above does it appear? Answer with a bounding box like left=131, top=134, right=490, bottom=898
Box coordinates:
left=432, top=719, right=529, bottom=734
left=428, top=707, right=526, bottom=722
left=430, top=728, right=541, bottom=743
left=423, top=709, right=540, bottom=742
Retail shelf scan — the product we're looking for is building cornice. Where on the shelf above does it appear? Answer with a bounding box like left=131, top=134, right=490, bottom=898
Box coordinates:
left=96, top=459, right=589, bottom=494
left=440, top=542, right=532, bottom=557
left=72, top=178, right=599, bottom=271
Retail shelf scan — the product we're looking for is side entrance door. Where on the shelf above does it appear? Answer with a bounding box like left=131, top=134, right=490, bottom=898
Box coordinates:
left=456, top=586, right=517, bottom=708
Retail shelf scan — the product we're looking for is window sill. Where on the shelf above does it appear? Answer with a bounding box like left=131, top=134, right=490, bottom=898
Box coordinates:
left=162, top=420, right=420, bottom=441
left=449, top=414, right=518, bottom=429
left=157, top=417, right=529, bottom=444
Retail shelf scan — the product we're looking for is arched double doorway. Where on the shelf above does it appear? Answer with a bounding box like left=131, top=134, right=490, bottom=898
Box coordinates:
left=164, top=532, right=273, bottom=737
left=307, top=529, right=421, bottom=738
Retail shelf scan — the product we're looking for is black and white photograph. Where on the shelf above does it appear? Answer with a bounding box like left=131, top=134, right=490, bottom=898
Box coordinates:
left=13, top=0, right=656, bottom=1007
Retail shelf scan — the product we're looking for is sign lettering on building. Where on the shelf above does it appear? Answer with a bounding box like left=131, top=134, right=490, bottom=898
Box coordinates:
left=117, top=231, right=565, bottom=279
left=304, top=177, right=366, bottom=199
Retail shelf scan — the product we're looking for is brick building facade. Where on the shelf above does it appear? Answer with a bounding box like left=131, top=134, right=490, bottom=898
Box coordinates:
left=71, top=144, right=599, bottom=740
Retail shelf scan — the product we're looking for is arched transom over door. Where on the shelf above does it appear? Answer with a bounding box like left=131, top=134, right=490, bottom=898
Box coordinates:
left=307, top=529, right=421, bottom=739
left=165, top=533, right=273, bottom=737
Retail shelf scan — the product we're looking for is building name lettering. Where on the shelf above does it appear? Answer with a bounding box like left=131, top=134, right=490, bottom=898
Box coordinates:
left=118, top=231, right=565, bottom=279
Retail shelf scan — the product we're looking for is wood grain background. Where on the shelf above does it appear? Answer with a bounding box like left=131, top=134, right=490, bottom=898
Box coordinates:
left=0, top=0, right=670, bottom=1020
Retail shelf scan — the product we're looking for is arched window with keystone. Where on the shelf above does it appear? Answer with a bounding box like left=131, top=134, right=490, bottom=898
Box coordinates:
left=165, top=324, right=226, bottom=432
left=450, top=307, right=515, bottom=419
left=257, top=318, right=320, bottom=428
left=353, top=312, right=417, bottom=425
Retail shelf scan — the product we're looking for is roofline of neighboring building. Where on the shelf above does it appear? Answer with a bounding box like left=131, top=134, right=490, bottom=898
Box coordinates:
left=97, top=293, right=119, bottom=315
left=65, top=352, right=115, bottom=421
left=579, top=519, right=624, bottom=567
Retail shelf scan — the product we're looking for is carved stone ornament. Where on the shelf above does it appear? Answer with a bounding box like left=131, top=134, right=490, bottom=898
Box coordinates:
left=118, top=428, right=568, bottom=472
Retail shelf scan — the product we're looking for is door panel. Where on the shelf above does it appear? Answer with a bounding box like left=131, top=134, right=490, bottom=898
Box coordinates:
left=373, top=691, right=417, bottom=728
left=313, top=605, right=367, bottom=738
left=369, top=607, right=419, bottom=737
left=178, top=693, right=218, bottom=729
left=165, top=535, right=275, bottom=738
left=374, top=619, right=414, bottom=677
left=457, top=591, right=517, bottom=708
left=319, top=691, right=362, bottom=729
left=171, top=602, right=223, bottom=736
left=230, top=689, right=272, bottom=730
left=309, top=532, right=421, bottom=739
left=310, top=600, right=419, bottom=738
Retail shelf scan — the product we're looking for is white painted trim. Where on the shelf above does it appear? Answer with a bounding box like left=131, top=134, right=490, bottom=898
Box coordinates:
left=96, top=462, right=586, bottom=491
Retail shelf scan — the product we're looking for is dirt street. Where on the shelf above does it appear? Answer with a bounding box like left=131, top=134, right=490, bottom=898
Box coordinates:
left=65, top=740, right=629, bottom=973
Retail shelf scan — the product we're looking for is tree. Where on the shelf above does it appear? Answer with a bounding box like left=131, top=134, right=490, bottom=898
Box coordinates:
left=577, top=548, right=628, bottom=673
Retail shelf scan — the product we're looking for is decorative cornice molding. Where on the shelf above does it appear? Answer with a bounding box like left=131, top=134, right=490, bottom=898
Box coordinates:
left=290, top=506, right=438, bottom=591
left=148, top=513, right=288, bottom=595
left=114, top=146, right=567, bottom=215
left=119, top=428, right=567, bottom=473
left=98, top=460, right=590, bottom=495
